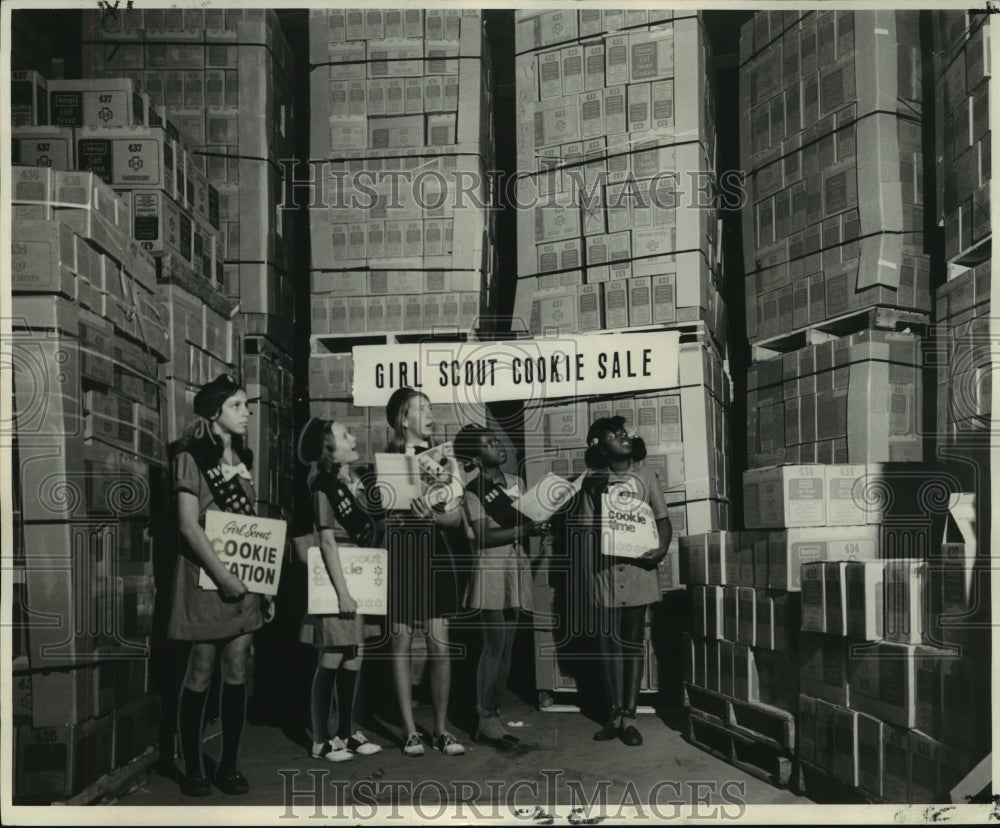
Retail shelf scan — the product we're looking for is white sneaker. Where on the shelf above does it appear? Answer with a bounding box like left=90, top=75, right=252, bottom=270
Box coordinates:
left=312, top=740, right=353, bottom=762
left=402, top=732, right=425, bottom=757
left=347, top=731, right=383, bottom=755
left=434, top=731, right=466, bottom=756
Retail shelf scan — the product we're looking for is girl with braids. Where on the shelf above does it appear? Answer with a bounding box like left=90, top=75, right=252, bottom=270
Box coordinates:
left=575, top=415, right=671, bottom=747
left=297, top=417, right=385, bottom=763
left=167, top=374, right=272, bottom=796
left=452, top=424, right=551, bottom=748
left=382, top=387, right=469, bottom=757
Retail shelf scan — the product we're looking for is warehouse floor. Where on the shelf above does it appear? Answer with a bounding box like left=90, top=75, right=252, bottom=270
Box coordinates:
left=119, top=693, right=810, bottom=811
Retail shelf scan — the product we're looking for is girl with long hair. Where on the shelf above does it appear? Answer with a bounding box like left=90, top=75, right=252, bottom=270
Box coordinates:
left=382, top=387, right=469, bottom=757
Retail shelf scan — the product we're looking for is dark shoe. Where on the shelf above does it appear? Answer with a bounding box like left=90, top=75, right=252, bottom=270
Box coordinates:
left=620, top=708, right=643, bottom=746
left=180, top=774, right=211, bottom=797
left=593, top=707, right=623, bottom=742
left=215, top=769, right=250, bottom=795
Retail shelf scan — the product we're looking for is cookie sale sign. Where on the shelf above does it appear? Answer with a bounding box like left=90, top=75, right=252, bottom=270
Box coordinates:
left=198, top=511, right=287, bottom=596
left=351, top=330, right=680, bottom=406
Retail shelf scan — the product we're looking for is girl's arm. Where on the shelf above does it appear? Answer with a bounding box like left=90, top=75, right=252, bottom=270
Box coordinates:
left=318, top=527, right=357, bottom=615
left=177, top=492, right=247, bottom=600
left=638, top=515, right=672, bottom=569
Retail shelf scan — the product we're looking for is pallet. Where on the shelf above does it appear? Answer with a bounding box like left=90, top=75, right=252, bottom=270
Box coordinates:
left=683, top=684, right=796, bottom=752
left=792, top=758, right=885, bottom=804
left=685, top=712, right=793, bottom=789
left=64, top=747, right=160, bottom=805
left=750, top=306, right=931, bottom=357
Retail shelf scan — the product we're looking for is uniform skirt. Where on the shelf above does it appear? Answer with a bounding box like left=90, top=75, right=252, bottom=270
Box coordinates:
left=166, top=553, right=265, bottom=641
left=385, top=513, right=469, bottom=628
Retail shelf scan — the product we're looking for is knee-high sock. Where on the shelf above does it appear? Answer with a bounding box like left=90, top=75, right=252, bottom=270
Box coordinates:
left=492, top=607, right=520, bottom=712
left=620, top=605, right=647, bottom=713
left=335, top=668, right=360, bottom=739
left=477, top=610, right=505, bottom=713
left=177, top=685, right=209, bottom=778
left=218, top=681, right=248, bottom=774
left=310, top=664, right=337, bottom=745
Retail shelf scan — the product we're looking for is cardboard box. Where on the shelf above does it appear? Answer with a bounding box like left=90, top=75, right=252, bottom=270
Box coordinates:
left=719, top=639, right=734, bottom=696
left=743, top=464, right=826, bottom=528
left=768, top=526, right=880, bottom=590
left=13, top=126, right=75, bottom=169
left=703, top=638, right=718, bottom=690
left=845, top=560, right=884, bottom=640
left=884, top=558, right=927, bottom=645
left=49, top=78, right=145, bottom=127
left=755, top=650, right=797, bottom=710
left=706, top=530, right=739, bottom=585
left=857, top=713, right=884, bottom=799
left=830, top=705, right=859, bottom=786
left=737, top=587, right=756, bottom=646
left=723, top=586, right=739, bottom=642
left=800, top=562, right=826, bottom=632
left=824, top=561, right=850, bottom=636
left=12, top=69, right=48, bottom=126
left=882, top=723, right=910, bottom=802
left=15, top=714, right=114, bottom=801
left=798, top=694, right=818, bottom=764
left=936, top=493, right=977, bottom=646
left=799, top=632, right=849, bottom=706
left=848, top=641, right=919, bottom=728
left=825, top=464, right=886, bottom=525
left=733, top=644, right=759, bottom=702
left=627, top=276, right=652, bottom=327
left=908, top=731, right=970, bottom=804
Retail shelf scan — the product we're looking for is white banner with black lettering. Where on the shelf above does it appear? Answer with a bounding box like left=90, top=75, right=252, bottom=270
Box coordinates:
left=198, top=511, right=287, bottom=596
left=351, top=330, right=680, bottom=407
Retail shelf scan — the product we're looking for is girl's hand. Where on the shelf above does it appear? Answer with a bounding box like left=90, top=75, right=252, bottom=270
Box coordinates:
left=339, top=592, right=358, bottom=616
left=434, top=504, right=464, bottom=529
left=636, top=549, right=666, bottom=571
left=263, top=598, right=277, bottom=623
left=219, top=571, right=248, bottom=601
left=528, top=521, right=552, bottom=537
left=411, top=495, right=433, bottom=519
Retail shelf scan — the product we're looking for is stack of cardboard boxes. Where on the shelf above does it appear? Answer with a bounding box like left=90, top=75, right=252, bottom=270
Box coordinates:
left=11, top=166, right=164, bottom=802
left=307, top=9, right=496, bottom=464
left=512, top=11, right=725, bottom=347
left=81, top=8, right=298, bottom=518
left=739, top=10, right=932, bottom=344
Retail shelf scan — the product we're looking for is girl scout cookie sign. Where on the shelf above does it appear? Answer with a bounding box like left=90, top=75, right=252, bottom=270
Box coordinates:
left=198, top=511, right=287, bottom=596
left=351, top=330, right=680, bottom=406
left=307, top=547, right=388, bottom=615
left=601, top=484, right=659, bottom=559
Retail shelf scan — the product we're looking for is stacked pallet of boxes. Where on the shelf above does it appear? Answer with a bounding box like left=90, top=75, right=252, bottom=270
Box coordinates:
left=512, top=10, right=730, bottom=702
left=793, top=487, right=984, bottom=802
left=307, top=9, right=495, bottom=459
left=80, top=8, right=295, bottom=517
left=11, top=156, right=166, bottom=801
left=12, top=11, right=54, bottom=76
left=740, top=10, right=932, bottom=344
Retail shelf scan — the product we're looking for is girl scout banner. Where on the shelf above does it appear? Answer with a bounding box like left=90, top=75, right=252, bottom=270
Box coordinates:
left=198, top=511, right=287, bottom=596
left=307, top=546, right=389, bottom=615
left=351, top=330, right=680, bottom=406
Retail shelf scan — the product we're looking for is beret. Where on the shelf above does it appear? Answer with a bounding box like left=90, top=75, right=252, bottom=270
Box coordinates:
left=193, top=373, right=241, bottom=420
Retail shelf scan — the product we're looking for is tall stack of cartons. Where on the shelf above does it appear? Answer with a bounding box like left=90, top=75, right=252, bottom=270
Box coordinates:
left=307, top=9, right=496, bottom=460
left=12, top=11, right=54, bottom=75
left=80, top=8, right=298, bottom=518
left=794, top=498, right=982, bottom=801
left=512, top=11, right=729, bottom=705
left=512, top=11, right=725, bottom=345
left=11, top=163, right=166, bottom=802
left=739, top=11, right=932, bottom=344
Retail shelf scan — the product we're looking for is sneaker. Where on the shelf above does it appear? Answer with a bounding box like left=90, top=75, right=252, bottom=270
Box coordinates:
left=434, top=731, right=466, bottom=756
left=403, top=732, right=425, bottom=757
left=346, top=731, right=383, bottom=756
left=312, top=740, right=354, bottom=763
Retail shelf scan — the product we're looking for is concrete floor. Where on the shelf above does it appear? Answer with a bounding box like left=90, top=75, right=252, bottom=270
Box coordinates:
left=120, top=695, right=810, bottom=814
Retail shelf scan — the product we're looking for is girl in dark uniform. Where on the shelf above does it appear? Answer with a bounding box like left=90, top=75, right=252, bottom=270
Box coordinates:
left=453, top=424, right=550, bottom=748
left=576, top=415, right=672, bottom=747
left=297, top=417, right=384, bottom=762
left=168, top=374, right=271, bottom=796
left=382, top=387, right=469, bottom=757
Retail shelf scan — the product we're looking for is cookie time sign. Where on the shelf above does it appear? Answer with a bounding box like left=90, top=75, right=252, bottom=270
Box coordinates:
left=351, top=330, right=680, bottom=406
left=198, top=511, right=287, bottom=596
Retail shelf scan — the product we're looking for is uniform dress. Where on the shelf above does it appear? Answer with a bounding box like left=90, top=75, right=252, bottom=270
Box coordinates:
left=166, top=451, right=265, bottom=640
left=299, top=476, right=382, bottom=647
left=463, top=471, right=534, bottom=612
left=385, top=445, right=468, bottom=628
left=576, top=462, right=669, bottom=608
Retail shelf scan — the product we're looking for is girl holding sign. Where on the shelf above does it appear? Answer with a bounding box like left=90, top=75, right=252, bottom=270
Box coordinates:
left=453, top=424, right=551, bottom=748
left=383, top=387, right=469, bottom=757
left=576, top=415, right=671, bottom=747
left=297, top=417, right=385, bottom=763
left=167, top=374, right=271, bottom=796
